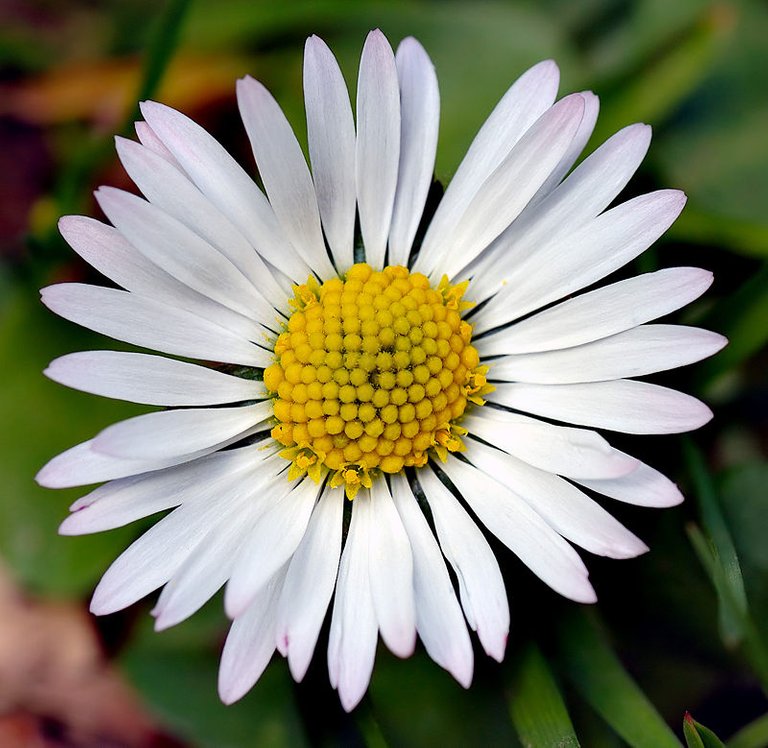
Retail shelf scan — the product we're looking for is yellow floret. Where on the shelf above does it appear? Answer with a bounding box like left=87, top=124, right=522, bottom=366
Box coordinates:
left=265, top=262, right=487, bottom=498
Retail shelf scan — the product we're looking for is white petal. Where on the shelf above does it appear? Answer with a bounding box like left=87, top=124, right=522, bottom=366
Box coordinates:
left=576, top=455, right=684, bottom=508
left=489, top=380, right=713, bottom=434
left=462, top=410, right=637, bottom=479
left=115, top=137, right=286, bottom=308
left=218, top=570, right=285, bottom=705
left=356, top=30, right=401, bottom=269
left=90, top=492, right=241, bottom=615
left=225, top=479, right=320, bottom=618
left=139, top=101, right=312, bottom=282
left=237, top=76, right=335, bottom=278
left=391, top=474, right=473, bottom=687
left=152, top=488, right=267, bottom=631
left=475, top=267, right=715, bottom=355
left=59, top=445, right=274, bottom=534
left=466, top=439, right=648, bottom=559
left=388, top=37, right=440, bottom=267
left=473, top=189, right=686, bottom=334
left=327, top=493, right=378, bottom=712
left=465, top=122, right=652, bottom=299
left=303, top=35, right=357, bottom=271
left=276, top=487, right=344, bottom=682
left=45, top=351, right=264, bottom=406
left=95, top=187, right=271, bottom=325
left=57, top=216, right=260, bottom=336
left=440, top=456, right=597, bottom=604
left=135, top=121, right=183, bottom=169
left=418, top=468, right=509, bottom=661
left=525, top=121, right=650, bottom=230
left=37, top=429, right=267, bottom=489
left=431, top=93, right=586, bottom=281
left=488, top=325, right=727, bottom=384
left=38, top=441, right=187, bottom=490
left=412, top=59, right=559, bottom=275
left=60, top=476, right=180, bottom=536
left=59, top=215, right=167, bottom=294
left=529, top=90, right=600, bottom=203
left=92, top=402, right=271, bottom=460
left=367, top=480, right=416, bottom=658
left=41, top=284, right=270, bottom=367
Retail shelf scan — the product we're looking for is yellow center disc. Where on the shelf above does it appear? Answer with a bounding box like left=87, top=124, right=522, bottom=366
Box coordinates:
left=263, top=263, right=492, bottom=498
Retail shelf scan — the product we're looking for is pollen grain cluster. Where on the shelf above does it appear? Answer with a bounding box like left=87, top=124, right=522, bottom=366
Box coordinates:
left=264, top=263, right=491, bottom=498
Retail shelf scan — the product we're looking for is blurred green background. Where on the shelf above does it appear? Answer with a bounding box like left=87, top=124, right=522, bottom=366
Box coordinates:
left=1, top=0, right=767, bottom=745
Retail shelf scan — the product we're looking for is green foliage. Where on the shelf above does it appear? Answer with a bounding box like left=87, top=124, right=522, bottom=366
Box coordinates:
left=683, top=713, right=726, bottom=748
left=557, top=610, right=682, bottom=748
left=370, top=650, right=517, bottom=747
left=135, top=0, right=194, bottom=111
left=684, top=441, right=749, bottom=647
left=509, top=644, right=580, bottom=748
left=0, top=285, right=147, bottom=595
left=695, top=265, right=768, bottom=389
left=728, top=711, right=768, bottom=748
left=685, top=444, right=768, bottom=691
left=122, top=610, right=308, bottom=748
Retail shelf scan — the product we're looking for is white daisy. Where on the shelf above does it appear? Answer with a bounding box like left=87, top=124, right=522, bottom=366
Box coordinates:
left=38, top=30, right=725, bottom=711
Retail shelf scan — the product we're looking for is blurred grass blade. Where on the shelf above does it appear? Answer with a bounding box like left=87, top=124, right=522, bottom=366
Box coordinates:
left=556, top=610, right=681, bottom=748
left=694, top=264, right=768, bottom=389
left=509, top=644, right=580, bottom=748
left=684, top=713, right=726, bottom=748
left=668, top=207, right=768, bottom=260
left=686, top=526, right=743, bottom=643
left=134, top=0, right=193, bottom=112
left=687, top=524, right=768, bottom=692
left=51, top=0, right=193, bottom=228
left=683, top=441, right=768, bottom=690
left=683, top=440, right=748, bottom=644
left=594, top=4, right=733, bottom=142
left=356, top=700, right=390, bottom=748
left=727, top=712, right=768, bottom=748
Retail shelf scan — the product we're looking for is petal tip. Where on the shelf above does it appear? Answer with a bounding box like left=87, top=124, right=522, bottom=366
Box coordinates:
left=89, top=593, right=113, bottom=617
left=339, top=686, right=366, bottom=713
left=287, top=652, right=311, bottom=684
left=217, top=678, right=244, bottom=706
left=712, top=332, right=729, bottom=353
left=153, top=614, right=175, bottom=632
left=57, top=514, right=80, bottom=536
left=35, top=461, right=57, bottom=488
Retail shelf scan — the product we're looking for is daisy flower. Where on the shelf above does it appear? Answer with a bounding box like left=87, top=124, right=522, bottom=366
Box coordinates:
left=38, top=30, right=725, bottom=711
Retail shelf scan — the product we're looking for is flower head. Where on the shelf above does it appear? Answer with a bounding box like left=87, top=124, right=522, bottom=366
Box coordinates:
left=38, top=30, right=725, bottom=711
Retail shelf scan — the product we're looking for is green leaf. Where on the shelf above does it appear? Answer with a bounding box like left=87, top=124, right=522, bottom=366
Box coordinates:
left=684, top=440, right=768, bottom=690
left=712, top=463, right=768, bottom=685
left=682, top=447, right=768, bottom=690
left=121, top=612, right=308, bottom=748
left=719, top=463, right=768, bottom=574
left=36, top=0, right=193, bottom=245
left=0, top=286, right=148, bottom=596
left=667, top=207, right=768, bottom=260
left=133, top=0, right=194, bottom=116
left=683, top=713, right=726, bottom=748
left=593, top=4, right=733, bottom=143
left=727, top=711, right=768, bottom=748
left=509, top=644, right=580, bottom=748
left=653, top=2, right=768, bottom=227
left=694, top=264, right=768, bottom=389
left=369, top=649, right=517, bottom=748
left=556, top=610, right=681, bottom=748
left=686, top=523, right=768, bottom=692
left=683, top=441, right=748, bottom=645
